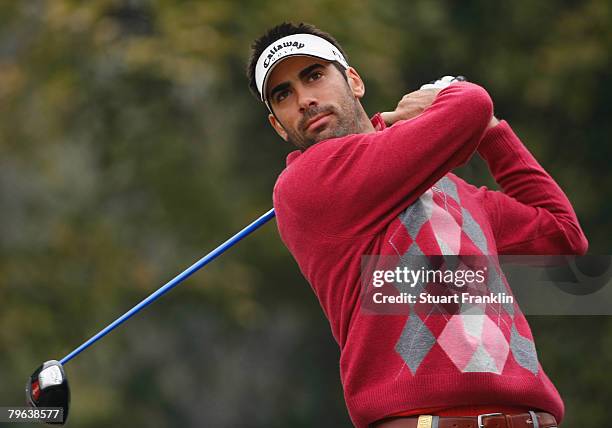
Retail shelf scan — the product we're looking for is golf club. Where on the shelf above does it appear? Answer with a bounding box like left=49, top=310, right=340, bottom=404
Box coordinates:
left=26, top=208, right=276, bottom=425
left=24, top=74, right=468, bottom=425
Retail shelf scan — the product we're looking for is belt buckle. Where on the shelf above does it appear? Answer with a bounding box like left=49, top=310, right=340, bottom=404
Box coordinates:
left=477, top=413, right=503, bottom=428
left=416, top=415, right=433, bottom=428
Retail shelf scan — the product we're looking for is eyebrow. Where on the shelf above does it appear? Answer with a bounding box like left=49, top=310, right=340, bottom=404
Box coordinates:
left=268, top=63, right=325, bottom=102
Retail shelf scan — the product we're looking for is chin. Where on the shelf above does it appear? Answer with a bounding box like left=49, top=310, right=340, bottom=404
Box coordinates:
left=295, top=126, right=348, bottom=149
left=321, top=126, right=351, bottom=141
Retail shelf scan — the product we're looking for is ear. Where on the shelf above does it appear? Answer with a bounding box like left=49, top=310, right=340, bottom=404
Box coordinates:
left=346, top=67, right=366, bottom=99
left=268, top=113, right=288, bottom=141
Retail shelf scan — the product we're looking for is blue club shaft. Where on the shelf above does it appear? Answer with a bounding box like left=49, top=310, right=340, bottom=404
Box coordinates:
left=60, top=208, right=276, bottom=365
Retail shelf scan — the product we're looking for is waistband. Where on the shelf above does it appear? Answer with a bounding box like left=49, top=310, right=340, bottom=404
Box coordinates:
left=373, top=411, right=557, bottom=428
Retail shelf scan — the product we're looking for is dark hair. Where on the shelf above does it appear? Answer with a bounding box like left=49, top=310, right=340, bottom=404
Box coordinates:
left=246, top=22, right=349, bottom=100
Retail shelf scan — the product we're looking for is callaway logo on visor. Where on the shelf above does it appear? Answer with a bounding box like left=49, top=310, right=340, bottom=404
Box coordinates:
left=255, top=33, right=349, bottom=103
left=262, top=40, right=306, bottom=69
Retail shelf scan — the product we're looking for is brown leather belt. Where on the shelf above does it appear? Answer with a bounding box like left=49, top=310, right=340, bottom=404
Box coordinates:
left=375, top=411, right=558, bottom=428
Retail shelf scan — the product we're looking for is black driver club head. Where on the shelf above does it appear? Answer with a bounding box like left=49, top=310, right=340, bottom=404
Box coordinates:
left=26, top=360, right=70, bottom=425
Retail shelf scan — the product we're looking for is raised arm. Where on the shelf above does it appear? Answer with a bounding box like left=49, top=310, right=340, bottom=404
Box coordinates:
left=477, top=121, right=588, bottom=255
left=274, top=82, right=493, bottom=237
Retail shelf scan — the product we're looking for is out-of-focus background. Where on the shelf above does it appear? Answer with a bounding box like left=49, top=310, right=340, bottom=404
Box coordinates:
left=1, top=1, right=610, bottom=427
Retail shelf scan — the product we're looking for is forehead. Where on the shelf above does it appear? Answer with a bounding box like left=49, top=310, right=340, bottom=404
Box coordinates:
left=265, top=56, right=331, bottom=95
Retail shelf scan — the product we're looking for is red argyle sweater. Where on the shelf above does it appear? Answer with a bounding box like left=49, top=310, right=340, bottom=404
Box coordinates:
left=272, top=83, right=588, bottom=427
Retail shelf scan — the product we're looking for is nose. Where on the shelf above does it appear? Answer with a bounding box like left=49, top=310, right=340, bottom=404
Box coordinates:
left=296, top=88, right=318, bottom=113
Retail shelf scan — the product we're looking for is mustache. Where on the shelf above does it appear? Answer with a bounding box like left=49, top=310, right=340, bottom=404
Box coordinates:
left=299, top=105, right=335, bottom=131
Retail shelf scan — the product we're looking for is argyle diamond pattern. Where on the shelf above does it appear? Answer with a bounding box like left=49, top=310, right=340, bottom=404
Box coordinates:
left=390, top=176, right=538, bottom=375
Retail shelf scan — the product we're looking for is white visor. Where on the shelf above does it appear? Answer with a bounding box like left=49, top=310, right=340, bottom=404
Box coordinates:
left=255, top=33, right=349, bottom=103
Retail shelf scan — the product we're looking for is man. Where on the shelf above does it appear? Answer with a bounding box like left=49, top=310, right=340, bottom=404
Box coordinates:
left=246, top=22, right=588, bottom=428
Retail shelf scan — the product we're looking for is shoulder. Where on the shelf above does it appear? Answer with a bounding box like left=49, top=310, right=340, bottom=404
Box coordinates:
left=272, top=133, right=372, bottom=220
left=275, top=133, right=371, bottom=190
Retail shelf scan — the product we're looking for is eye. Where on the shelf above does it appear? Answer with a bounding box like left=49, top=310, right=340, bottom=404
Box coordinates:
left=275, top=89, right=290, bottom=103
left=308, top=70, right=323, bottom=82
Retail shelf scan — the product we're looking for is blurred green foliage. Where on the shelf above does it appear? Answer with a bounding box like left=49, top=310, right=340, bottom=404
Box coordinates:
left=0, top=1, right=610, bottom=427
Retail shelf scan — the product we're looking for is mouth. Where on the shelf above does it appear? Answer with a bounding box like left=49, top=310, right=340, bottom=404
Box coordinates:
left=304, top=112, right=333, bottom=132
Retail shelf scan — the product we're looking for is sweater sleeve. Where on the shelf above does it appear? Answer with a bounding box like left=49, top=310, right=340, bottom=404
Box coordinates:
left=477, top=120, right=588, bottom=255
left=275, top=82, right=493, bottom=238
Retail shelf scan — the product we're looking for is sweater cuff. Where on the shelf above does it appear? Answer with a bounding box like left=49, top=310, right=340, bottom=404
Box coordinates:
left=370, top=112, right=387, bottom=131
left=477, top=120, right=520, bottom=162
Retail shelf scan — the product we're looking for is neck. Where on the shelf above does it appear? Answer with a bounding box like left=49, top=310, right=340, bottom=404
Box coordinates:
left=356, top=105, right=376, bottom=134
